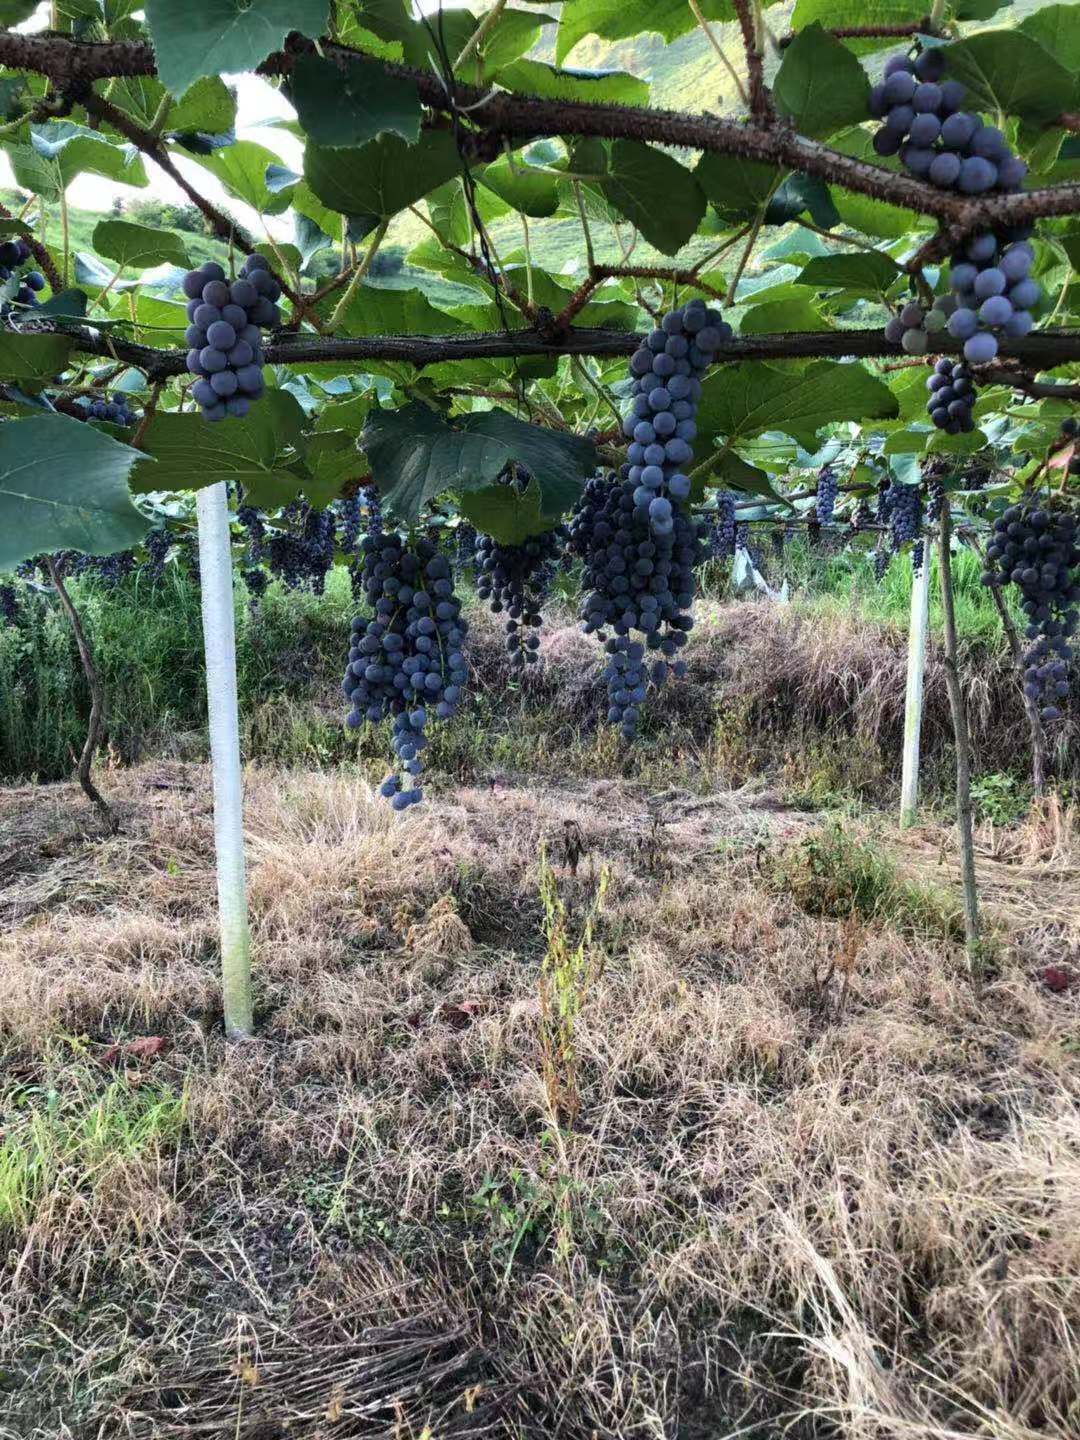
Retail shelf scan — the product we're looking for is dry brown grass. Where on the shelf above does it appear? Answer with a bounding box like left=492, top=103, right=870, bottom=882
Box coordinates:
left=1, top=763, right=1078, bottom=1439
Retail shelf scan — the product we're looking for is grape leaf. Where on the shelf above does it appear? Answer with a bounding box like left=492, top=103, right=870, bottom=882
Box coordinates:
left=145, top=0, right=331, bottom=97
left=0, top=414, right=150, bottom=571
left=739, top=299, right=833, bottom=334
left=130, top=390, right=308, bottom=497
left=0, top=332, right=73, bottom=387
left=477, top=151, right=561, bottom=218
left=495, top=59, right=649, bottom=107
left=305, top=131, right=463, bottom=219
left=773, top=24, right=871, bottom=140
left=795, top=251, right=902, bottom=295
left=595, top=141, right=706, bottom=256
left=13, top=125, right=148, bottom=195
left=554, top=0, right=782, bottom=62
left=170, top=76, right=238, bottom=135
left=193, top=140, right=292, bottom=215
left=460, top=476, right=558, bottom=545
left=943, top=31, right=1074, bottom=126
left=288, top=53, right=421, bottom=147
left=91, top=220, right=190, bottom=270
left=697, top=360, right=898, bottom=451
left=363, top=402, right=596, bottom=522
left=1018, top=6, right=1080, bottom=75
left=695, top=153, right=781, bottom=221
left=314, top=284, right=469, bottom=338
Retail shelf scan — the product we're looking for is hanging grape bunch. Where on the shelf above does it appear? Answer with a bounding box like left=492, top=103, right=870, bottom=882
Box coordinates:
left=264, top=500, right=337, bottom=594
left=982, top=500, right=1078, bottom=721
left=887, top=482, right=923, bottom=557
left=924, top=358, right=977, bottom=435
left=141, top=528, right=173, bottom=582
left=623, top=298, right=733, bottom=537
left=474, top=527, right=564, bottom=668
left=573, top=298, right=727, bottom=738
left=0, top=236, right=45, bottom=311
left=343, top=534, right=469, bottom=809
left=455, top=522, right=477, bottom=574
left=183, top=255, right=279, bottom=421
left=815, top=465, right=839, bottom=525
left=337, top=493, right=363, bottom=559
left=0, top=580, right=18, bottom=626
left=873, top=46, right=1040, bottom=375
left=76, top=394, right=139, bottom=427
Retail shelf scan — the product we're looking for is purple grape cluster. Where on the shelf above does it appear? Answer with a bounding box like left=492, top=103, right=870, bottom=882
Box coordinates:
left=622, top=299, right=732, bottom=538
left=343, top=533, right=469, bottom=809
left=338, top=494, right=363, bottom=556
left=574, top=469, right=700, bottom=739
left=982, top=501, right=1078, bottom=721
left=0, top=580, right=18, bottom=625
left=926, top=357, right=977, bottom=434
left=474, top=528, right=563, bottom=667
left=0, top=236, right=45, bottom=309
left=941, top=231, right=1039, bottom=365
left=264, top=501, right=336, bottom=594
left=701, top=492, right=737, bottom=561
left=183, top=255, right=279, bottom=421
left=141, top=528, right=173, bottom=582
left=76, top=394, right=138, bottom=427
left=870, top=48, right=1027, bottom=194
left=872, top=47, right=1040, bottom=366
left=887, top=481, right=923, bottom=554
left=816, top=465, right=839, bottom=525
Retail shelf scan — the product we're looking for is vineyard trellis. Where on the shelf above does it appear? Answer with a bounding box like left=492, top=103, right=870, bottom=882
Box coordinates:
left=0, top=0, right=1077, bottom=1026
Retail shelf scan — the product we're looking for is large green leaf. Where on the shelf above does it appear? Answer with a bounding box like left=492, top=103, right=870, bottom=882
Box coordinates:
left=91, top=219, right=190, bottom=270
left=595, top=141, right=706, bottom=256
left=363, top=402, right=596, bottom=523
left=697, top=360, right=898, bottom=451
left=13, top=126, right=148, bottom=195
left=0, top=2, right=38, bottom=22
left=0, top=414, right=150, bottom=571
left=145, top=0, right=331, bottom=96
left=495, top=58, right=649, bottom=107
left=739, top=298, right=832, bottom=334
left=315, top=284, right=468, bottom=338
left=460, top=476, right=561, bottom=546
left=1019, top=6, right=1080, bottom=72
left=170, top=75, right=238, bottom=135
left=944, top=31, right=1074, bottom=126
left=477, top=151, right=561, bottom=218
left=193, top=140, right=292, bottom=215
left=795, top=250, right=902, bottom=295
left=130, top=390, right=307, bottom=498
left=695, top=153, right=781, bottom=222
left=305, top=130, right=463, bottom=219
left=288, top=52, right=421, bottom=147
left=0, top=333, right=73, bottom=387
left=773, top=24, right=871, bottom=140
left=554, top=0, right=781, bottom=62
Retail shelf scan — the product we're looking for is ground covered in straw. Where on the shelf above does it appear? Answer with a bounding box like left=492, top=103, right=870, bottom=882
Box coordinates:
left=0, top=761, right=1078, bottom=1439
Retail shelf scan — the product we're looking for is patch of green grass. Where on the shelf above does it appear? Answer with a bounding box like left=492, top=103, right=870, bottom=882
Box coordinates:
left=772, top=820, right=963, bottom=943
left=0, top=1072, right=186, bottom=1240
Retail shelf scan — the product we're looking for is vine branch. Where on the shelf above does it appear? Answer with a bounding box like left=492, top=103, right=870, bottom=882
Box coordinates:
left=25, top=319, right=1080, bottom=380
left=2, top=30, right=1078, bottom=234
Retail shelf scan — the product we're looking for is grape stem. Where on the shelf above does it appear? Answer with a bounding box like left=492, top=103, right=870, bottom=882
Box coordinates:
left=688, top=0, right=748, bottom=107
left=327, top=219, right=389, bottom=331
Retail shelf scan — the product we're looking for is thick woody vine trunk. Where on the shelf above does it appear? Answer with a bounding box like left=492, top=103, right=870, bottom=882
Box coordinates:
left=45, top=557, right=116, bottom=832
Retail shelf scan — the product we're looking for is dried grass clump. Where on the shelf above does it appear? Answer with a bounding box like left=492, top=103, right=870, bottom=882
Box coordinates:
left=2, top=764, right=1079, bottom=1440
